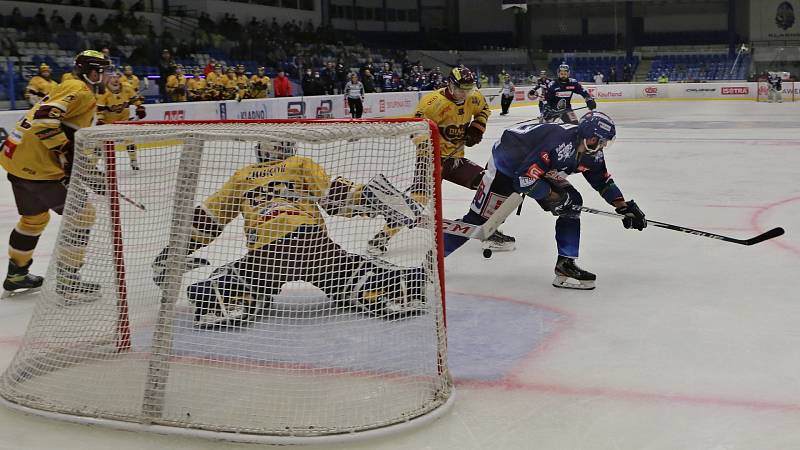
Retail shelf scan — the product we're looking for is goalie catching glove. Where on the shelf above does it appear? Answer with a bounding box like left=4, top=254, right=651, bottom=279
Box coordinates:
left=322, top=174, right=423, bottom=228
left=360, top=174, right=424, bottom=228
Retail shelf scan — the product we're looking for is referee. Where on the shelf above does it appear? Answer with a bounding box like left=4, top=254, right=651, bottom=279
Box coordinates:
left=344, top=73, right=365, bottom=118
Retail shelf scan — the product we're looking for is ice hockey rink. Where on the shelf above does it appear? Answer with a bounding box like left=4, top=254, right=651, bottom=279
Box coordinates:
left=0, top=99, right=798, bottom=450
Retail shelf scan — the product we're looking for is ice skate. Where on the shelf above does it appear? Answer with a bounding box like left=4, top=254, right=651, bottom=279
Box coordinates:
left=2, top=261, right=44, bottom=298
left=552, top=256, right=596, bottom=290
left=367, top=229, right=391, bottom=255
left=130, top=159, right=140, bottom=171
left=55, top=265, right=101, bottom=305
left=482, top=228, right=516, bottom=252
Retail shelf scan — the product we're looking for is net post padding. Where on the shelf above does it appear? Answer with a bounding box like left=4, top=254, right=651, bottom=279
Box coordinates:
left=0, top=119, right=452, bottom=444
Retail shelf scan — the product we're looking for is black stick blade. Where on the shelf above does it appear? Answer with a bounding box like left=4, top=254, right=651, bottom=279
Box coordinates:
left=745, top=227, right=785, bottom=245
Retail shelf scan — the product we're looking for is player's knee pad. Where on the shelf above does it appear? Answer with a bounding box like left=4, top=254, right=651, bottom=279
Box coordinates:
left=187, top=263, right=263, bottom=327
left=17, top=212, right=50, bottom=236
left=347, top=260, right=426, bottom=320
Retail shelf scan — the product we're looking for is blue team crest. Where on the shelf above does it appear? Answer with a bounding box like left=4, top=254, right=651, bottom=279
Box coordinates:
left=776, top=1, right=795, bottom=30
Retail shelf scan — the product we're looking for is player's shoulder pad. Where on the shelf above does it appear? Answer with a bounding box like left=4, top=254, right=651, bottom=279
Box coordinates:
left=569, top=78, right=579, bottom=83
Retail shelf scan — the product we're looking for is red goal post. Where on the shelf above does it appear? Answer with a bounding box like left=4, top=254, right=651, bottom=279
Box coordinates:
left=0, top=118, right=452, bottom=444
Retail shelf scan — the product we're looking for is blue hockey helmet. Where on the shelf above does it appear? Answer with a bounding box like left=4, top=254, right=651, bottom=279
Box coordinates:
left=557, top=63, right=570, bottom=80
left=577, top=111, right=616, bottom=152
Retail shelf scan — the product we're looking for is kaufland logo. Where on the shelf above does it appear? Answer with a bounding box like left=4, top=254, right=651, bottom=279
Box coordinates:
left=587, top=87, right=597, bottom=97
left=379, top=99, right=386, bottom=112
left=721, top=87, right=749, bottom=95
left=643, top=86, right=659, bottom=97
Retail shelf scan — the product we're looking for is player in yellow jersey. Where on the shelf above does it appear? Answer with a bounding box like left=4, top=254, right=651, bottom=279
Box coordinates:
left=233, top=64, right=250, bottom=101
left=1, top=50, right=109, bottom=298
left=166, top=65, right=188, bottom=102
left=96, top=69, right=147, bottom=169
left=219, top=67, right=239, bottom=100
left=249, top=67, right=270, bottom=98
left=152, top=141, right=427, bottom=328
left=206, top=64, right=227, bottom=100
left=121, top=65, right=144, bottom=103
left=187, top=67, right=208, bottom=101
left=61, top=71, right=77, bottom=83
left=25, top=63, right=58, bottom=106
left=368, top=65, right=515, bottom=254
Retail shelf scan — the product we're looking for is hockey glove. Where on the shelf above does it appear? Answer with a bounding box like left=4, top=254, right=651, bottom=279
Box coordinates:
left=586, top=98, right=597, bottom=110
left=464, top=123, right=484, bottom=147
left=135, top=105, right=146, bottom=119
left=615, top=200, right=647, bottom=230
left=152, top=247, right=210, bottom=289
left=550, top=190, right=575, bottom=217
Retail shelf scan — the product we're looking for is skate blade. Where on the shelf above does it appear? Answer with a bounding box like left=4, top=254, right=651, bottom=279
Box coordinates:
left=552, top=275, right=595, bottom=290
left=1, top=287, right=42, bottom=299
left=57, top=290, right=103, bottom=306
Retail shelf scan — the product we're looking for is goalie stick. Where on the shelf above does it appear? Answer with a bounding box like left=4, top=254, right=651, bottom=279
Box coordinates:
left=579, top=206, right=785, bottom=246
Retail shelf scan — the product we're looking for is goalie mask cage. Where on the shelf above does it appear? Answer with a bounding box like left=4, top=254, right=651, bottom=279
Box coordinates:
left=0, top=119, right=452, bottom=444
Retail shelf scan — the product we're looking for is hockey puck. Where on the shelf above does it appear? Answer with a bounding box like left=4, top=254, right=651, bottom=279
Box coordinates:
left=482, top=248, right=492, bottom=259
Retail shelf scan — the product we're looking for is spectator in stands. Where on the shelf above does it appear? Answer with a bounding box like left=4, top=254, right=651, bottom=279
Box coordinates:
left=593, top=71, right=604, bottom=85
left=335, top=63, right=347, bottom=94
left=623, top=63, right=632, bottom=82
left=321, top=61, right=338, bottom=95
left=658, top=73, right=669, bottom=83
left=609, top=66, right=617, bottom=83
left=362, top=69, right=376, bottom=93
left=158, top=49, right=175, bottom=102
left=204, top=58, right=216, bottom=77
left=87, top=13, right=99, bottom=32
left=50, top=10, right=66, bottom=33
left=9, top=7, right=24, bottom=29
left=273, top=69, right=291, bottom=97
left=32, top=8, right=48, bottom=35
left=70, top=12, right=84, bottom=31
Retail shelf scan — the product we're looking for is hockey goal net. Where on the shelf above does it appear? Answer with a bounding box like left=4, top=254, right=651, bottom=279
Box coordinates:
left=0, top=119, right=452, bottom=443
left=756, top=79, right=797, bottom=102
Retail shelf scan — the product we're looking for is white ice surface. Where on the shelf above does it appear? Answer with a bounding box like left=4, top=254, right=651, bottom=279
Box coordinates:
left=0, top=100, right=799, bottom=450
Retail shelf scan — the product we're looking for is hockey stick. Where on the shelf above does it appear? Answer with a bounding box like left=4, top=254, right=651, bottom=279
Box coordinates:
left=441, top=193, right=525, bottom=258
left=512, top=105, right=589, bottom=126
left=119, top=192, right=146, bottom=211
left=579, top=206, right=785, bottom=246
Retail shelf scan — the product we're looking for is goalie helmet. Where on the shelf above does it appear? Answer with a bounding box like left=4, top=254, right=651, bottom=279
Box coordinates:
left=577, top=111, right=616, bottom=153
left=255, top=141, right=296, bottom=162
left=539, top=70, right=547, bottom=78
left=74, top=50, right=109, bottom=85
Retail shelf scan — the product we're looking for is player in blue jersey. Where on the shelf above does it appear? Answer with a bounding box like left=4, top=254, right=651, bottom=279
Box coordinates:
left=543, top=64, right=597, bottom=124
left=443, top=111, right=646, bottom=290
left=528, top=70, right=551, bottom=115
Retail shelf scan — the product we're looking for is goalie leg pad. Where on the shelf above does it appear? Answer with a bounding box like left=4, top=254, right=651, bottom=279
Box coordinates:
left=187, top=263, right=263, bottom=328
left=347, top=260, right=426, bottom=320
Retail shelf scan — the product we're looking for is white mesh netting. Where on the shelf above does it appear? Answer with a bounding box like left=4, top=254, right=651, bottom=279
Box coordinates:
left=0, top=120, right=452, bottom=443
